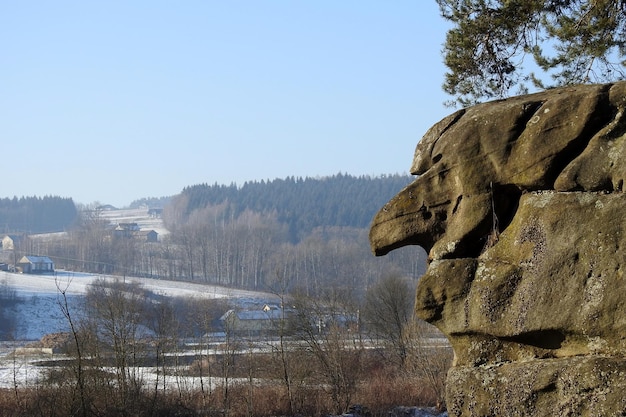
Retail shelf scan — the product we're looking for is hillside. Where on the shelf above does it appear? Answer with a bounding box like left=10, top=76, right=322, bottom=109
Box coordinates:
left=0, top=196, right=77, bottom=234
left=99, top=207, right=169, bottom=236
left=1, top=173, right=425, bottom=297
left=0, top=270, right=277, bottom=341
left=169, top=173, right=413, bottom=241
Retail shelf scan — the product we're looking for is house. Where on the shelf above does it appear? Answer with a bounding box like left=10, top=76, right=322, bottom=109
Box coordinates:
left=118, top=222, right=140, bottom=231
left=113, top=223, right=140, bottom=239
left=134, top=230, right=158, bottom=243
left=113, top=226, right=158, bottom=242
left=1, top=234, right=23, bottom=250
left=148, top=208, right=163, bottom=218
left=17, top=255, right=55, bottom=274
left=220, top=305, right=294, bottom=335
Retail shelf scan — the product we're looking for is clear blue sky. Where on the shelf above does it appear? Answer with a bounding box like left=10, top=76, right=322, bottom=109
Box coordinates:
left=2, top=1, right=452, bottom=208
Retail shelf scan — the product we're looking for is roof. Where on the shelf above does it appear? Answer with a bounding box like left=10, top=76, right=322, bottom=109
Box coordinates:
left=117, top=223, right=140, bottom=231
left=220, top=308, right=285, bottom=321
left=134, top=230, right=158, bottom=236
left=19, top=256, right=54, bottom=264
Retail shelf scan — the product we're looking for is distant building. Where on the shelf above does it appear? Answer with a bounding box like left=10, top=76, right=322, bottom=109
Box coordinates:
left=118, top=222, right=140, bottom=231
left=17, top=255, right=55, bottom=274
left=220, top=304, right=294, bottom=335
left=1, top=234, right=23, bottom=251
left=134, top=230, right=159, bottom=243
left=112, top=224, right=158, bottom=243
left=148, top=208, right=163, bottom=218
left=113, top=223, right=140, bottom=238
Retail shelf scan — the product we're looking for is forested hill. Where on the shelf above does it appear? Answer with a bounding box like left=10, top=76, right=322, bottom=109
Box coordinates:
left=168, top=173, right=413, bottom=241
left=0, top=196, right=78, bottom=234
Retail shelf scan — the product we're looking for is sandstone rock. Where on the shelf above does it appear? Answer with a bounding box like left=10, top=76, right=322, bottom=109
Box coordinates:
left=447, top=357, right=626, bottom=417
left=370, top=82, right=626, bottom=416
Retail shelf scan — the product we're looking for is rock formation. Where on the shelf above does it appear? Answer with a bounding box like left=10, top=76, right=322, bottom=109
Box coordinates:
left=370, top=82, right=626, bottom=416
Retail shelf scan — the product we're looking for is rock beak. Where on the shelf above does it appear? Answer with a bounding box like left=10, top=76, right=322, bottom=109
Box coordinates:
left=369, top=179, right=443, bottom=257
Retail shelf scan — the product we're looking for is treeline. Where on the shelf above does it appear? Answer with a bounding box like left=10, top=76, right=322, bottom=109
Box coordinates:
left=45, top=203, right=425, bottom=296
left=152, top=173, right=424, bottom=294
left=39, top=174, right=425, bottom=296
left=172, top=173, right=413, bottom=241
left=128, top=195, right=171, bottom=209
left=0, top=196, right=77, bottom=234
left=161, top=207, right=425, bottom=294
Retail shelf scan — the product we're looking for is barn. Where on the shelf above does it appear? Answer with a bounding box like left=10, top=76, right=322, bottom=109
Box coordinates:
left=17, top=255, right=55, bottom=274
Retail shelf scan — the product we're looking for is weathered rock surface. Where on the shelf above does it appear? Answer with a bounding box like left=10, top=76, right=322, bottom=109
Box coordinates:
left=370, top=82, right=626, bottom=416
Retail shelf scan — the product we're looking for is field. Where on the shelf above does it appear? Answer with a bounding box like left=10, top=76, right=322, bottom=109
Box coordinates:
left=99, top=207, right=170, bottom=237
left=0, top=208, right=449, bottom=416
left=0, top=269, right=279, bottom=389
left=0, top=270, right=450, bottom=416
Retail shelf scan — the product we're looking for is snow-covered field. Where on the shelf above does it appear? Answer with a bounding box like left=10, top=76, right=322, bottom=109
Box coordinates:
left=0, top=272, right=448, bottom=416
left=2, top=270, right=274, bottom=301
left=1, top=270, right=276, bottom=340
left=0, top=270, right=278, bottom=390
left=100, top=207, right=169, bottom=236
left=0, top=207, right=282, bottom=390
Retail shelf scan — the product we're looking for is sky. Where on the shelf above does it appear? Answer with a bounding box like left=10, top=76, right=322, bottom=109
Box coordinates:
left=2, top=1, right=453, bottom=208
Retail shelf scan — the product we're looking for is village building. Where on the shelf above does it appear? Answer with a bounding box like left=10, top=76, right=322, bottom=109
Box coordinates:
left=220, top=304, right=294, bottom=335
left=134, top=230, right=159, bottom=242
left=1, top=234, right=23, bottom=251
left=17, top=255, right=55, bottom=274
left=112, top=223, right=158, bottom=242
left=148, top=208, right=163, bottom=218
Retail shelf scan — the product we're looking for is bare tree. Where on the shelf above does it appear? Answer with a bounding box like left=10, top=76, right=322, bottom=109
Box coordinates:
left=221, top=311, right=241, bottom=417
left=292, top=289, right=364, bottom=414
left=144, top=295, right=179, bottom=406
left=69, top=205, right=114, bottom=273
left=362, top=274, right=415, bottom=367
left=185, top=297, right=232, bottom=411
left=402, top=319, right=453, bottom=410
left=0, top=278, right=18, bottom=340
left=265, top=269, right=298, bottom=415
left=84, top=278, right=150, bottom=408
left=56, top=276, right=90, bottom=417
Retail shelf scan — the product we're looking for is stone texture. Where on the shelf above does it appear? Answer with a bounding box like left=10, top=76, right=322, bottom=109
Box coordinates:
left=370, top=82, right=626, bottom=416
left=447, top=357, right=626, bottom=417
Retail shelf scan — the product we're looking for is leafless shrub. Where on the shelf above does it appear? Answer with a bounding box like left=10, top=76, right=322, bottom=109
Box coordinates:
left=402, top=319, right=453, bottom=410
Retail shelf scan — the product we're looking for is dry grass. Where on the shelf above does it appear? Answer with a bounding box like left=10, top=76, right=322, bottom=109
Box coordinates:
left=0, top=338, right=449, bottom=417
left=0, top=370, right=441, bottom=417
